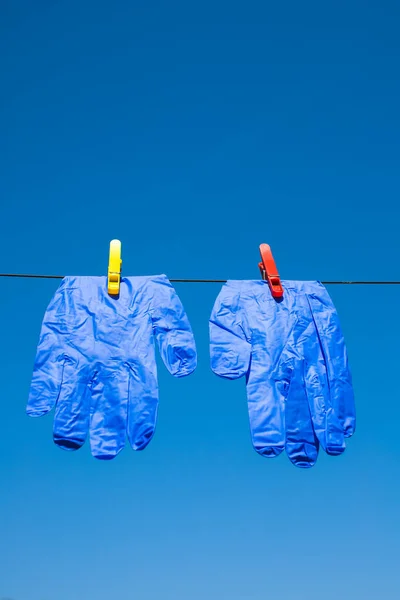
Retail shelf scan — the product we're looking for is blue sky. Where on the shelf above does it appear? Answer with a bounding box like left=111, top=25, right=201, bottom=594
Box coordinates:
left=1, top=1, right=400, bottom=598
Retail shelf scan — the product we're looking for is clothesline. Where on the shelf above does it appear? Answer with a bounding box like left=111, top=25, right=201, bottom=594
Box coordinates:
left=0, top=273, right=400, bottom=284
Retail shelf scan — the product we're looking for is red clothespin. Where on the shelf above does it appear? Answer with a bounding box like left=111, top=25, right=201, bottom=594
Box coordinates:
left=258, top=243, right=284, bottom=299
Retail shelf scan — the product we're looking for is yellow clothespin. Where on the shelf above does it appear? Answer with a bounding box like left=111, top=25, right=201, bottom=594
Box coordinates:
left=108, top=239, right=122, bottom=296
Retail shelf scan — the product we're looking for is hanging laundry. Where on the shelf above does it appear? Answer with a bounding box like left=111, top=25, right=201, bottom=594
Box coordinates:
left=210, top=280, right=355, bottom=468
left=27, top=275, right=197, bottom=459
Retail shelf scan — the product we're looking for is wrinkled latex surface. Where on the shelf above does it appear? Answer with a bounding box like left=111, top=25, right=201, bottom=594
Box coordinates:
left=210, top=280, right=355, bottom=468
left=27, top=275, right=197, bottom=459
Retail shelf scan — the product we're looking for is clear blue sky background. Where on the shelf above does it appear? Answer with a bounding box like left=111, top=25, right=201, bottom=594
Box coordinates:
left=1, top=1, right=400, bottom=599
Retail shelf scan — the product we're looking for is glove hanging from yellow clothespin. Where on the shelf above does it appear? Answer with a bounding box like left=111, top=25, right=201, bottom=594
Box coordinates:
left=108, top=239, right=122, bottom=296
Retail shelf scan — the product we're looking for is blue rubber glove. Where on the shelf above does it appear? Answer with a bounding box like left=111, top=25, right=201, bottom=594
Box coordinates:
left=27, top=275, right=197, bottom=459
left=210, top=280, right=355, bottom=468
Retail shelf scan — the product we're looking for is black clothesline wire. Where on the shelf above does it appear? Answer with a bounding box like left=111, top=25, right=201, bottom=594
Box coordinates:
left=0, top=273, right=400, bottom=284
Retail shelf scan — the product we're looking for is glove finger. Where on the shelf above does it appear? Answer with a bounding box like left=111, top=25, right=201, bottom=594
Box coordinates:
left=150, top=277, right=197, bottom=377
left=307, top=291, right=355, bottom=438
left=53, top=358, right=91, bottom=451
left=127, top=360, right=159, bottom=451
left=89, top=362, right=129, bottom=460
left=209, top=286, right=251, bottom=379
left=303, top=321, right=346, bottom=456
left=285, top=359, right=319, bottom=468
left=247, top=314, right=299, bottom=459
left=247, top=356, right=285, bottom=458
left=27, top=353, right=64, bottom=417
left=27, top=325, right=64, bottom=417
